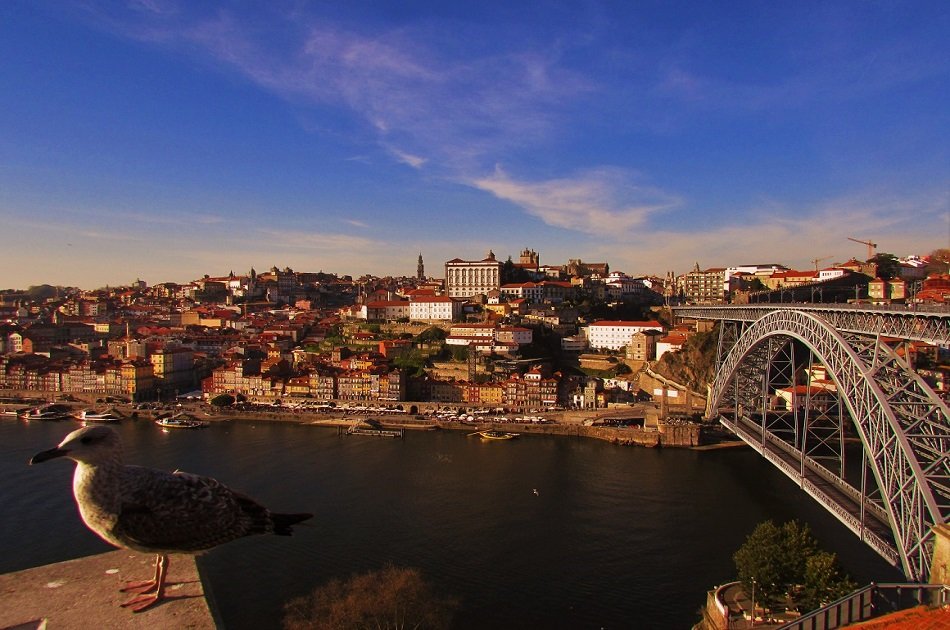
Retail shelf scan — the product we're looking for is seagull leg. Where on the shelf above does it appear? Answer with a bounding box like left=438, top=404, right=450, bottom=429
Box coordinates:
left=120, top=554, right=169, bottom=612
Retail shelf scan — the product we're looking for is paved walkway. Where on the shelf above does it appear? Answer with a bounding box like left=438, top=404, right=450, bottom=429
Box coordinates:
left=0, top=550, right=215, bottom=629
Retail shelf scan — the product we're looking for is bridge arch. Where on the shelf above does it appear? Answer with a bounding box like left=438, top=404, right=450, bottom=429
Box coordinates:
left=708, top=308, right=950, bottom=582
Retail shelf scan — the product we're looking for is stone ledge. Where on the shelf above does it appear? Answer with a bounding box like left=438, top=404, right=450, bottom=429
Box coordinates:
left=0, top=551, right=215, bottom=629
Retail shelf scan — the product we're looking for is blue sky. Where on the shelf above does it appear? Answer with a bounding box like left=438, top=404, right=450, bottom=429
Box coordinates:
left=1, top=1, right=947, bottom=289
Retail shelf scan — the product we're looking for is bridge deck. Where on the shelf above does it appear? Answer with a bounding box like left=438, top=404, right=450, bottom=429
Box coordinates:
left=723, top=413, right=899, bottom=567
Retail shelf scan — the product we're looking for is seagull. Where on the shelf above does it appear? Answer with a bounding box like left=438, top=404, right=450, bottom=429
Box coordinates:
left=30, top=425, right=313, bottom=612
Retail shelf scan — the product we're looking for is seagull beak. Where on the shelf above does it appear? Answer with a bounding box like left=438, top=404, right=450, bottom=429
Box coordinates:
left=30, top=447, right=69, bottom=465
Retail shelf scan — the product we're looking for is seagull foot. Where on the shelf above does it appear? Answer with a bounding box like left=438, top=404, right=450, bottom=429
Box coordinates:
left=118, top=554, right=168, bottom=610
left=120, top=591, right=164, bottom=612
left=120, top=579, right=159, bottom=594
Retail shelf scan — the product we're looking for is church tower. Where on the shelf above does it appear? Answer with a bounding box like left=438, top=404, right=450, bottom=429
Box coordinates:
left=417, top=253, right=425, bottom=280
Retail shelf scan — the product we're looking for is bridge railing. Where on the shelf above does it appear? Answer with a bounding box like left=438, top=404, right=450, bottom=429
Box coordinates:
left=722, top=414, right=900, bottom=567
left=776, top=582, right=950, bottom=630
left=675, top=303, right=950, bottom=315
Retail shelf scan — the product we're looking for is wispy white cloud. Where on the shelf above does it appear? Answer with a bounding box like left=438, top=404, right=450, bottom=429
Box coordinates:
left=343, top=218, right=369, bottom=229
left=86, top=7, right=591, bottom=172
left=470, top=166, right=680, bottom=236
left=385, top=145, right=427, bottom=169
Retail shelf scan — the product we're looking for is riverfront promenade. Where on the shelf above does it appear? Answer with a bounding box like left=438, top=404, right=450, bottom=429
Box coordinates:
left=193, top=403, right=707, bottom=447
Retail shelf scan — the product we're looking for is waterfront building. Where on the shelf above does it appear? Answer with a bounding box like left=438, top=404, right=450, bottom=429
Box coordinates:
left=150, top=347, right=196, bottom=395
left=502, top=368, right=559, bottom=410
left=464, top=381, right=504, bottom=406
left=444, top=252, right=502, bottom=299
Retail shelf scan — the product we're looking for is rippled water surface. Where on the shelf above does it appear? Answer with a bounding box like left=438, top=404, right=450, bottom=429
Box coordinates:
left=1, top=419, right=900, bottom=628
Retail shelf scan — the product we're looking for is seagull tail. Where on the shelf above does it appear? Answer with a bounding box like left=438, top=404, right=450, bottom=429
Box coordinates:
left=271, top=512, right=313, bottom=536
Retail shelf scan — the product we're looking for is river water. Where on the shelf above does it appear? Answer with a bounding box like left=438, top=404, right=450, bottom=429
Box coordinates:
left=1, top=419, right=901, bottom=629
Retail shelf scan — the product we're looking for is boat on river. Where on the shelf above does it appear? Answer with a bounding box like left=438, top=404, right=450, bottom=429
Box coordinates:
left=474, top=430, right=520, bottom=441
left=155, top=413, right=208, bottom=429
left=19, top=404, right=71, bottom=421
left=73, top=409, right=121, bottom=423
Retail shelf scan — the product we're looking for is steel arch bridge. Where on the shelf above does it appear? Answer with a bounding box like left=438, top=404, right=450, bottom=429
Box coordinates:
left=674, top=305, right=950, bottom=582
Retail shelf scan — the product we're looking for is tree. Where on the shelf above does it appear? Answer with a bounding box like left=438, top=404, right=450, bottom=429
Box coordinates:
left=869, top=252, right=901, bottom=280
left=283, top=564, right=457, bottom=630
left=416, top=327, right=447, bottom=344
left=733, top=520, right=791, bottom=603
left=799, top=551, right=857, bottom=611
left=733, top=520, right=855, bottom=613
left=209, top=394, right=235, bottom=407
left=392, top=350, right=428, bottom=378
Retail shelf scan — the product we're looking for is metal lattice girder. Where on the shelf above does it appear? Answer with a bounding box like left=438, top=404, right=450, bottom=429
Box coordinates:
left=709, top=309, right=950, bottom=582
left=675, top=304, right=950, bottom=346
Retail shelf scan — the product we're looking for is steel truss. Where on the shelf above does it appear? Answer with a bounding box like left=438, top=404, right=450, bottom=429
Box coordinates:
left=709, top=309, right=950, bottom=582
left=676, top=305, right=950, bottom=346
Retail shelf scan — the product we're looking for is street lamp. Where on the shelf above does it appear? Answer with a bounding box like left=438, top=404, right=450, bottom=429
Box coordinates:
left=750, top=577, right=756, bottom=627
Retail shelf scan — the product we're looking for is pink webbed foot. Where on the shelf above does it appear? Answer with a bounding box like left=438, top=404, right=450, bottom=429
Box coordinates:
left=118, top=554, right=169, bottom=612
left=120, top=579, right=159, bottom=594
left=120, top=591, right=164, bottom=612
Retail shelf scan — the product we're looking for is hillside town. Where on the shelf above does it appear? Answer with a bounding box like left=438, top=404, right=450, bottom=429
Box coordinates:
left=0, top=248, right=947, bottom=409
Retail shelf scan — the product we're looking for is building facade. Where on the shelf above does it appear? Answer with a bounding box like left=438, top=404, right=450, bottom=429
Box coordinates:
left=445, top=252, right=503, bottom=299
left=585, top=320, right=665, bottom=351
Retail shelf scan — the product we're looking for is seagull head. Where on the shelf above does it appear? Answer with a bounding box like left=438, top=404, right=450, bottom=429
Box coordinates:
left=30, top=425, right=122, bottom=466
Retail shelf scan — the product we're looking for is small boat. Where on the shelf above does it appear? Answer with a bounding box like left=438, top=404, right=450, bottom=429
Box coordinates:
left=73, top=409, right=122, bottom=423
left=155, top=414, right=208, bottom=429
left=19, top=404, right=71, bottom=421
left=476, top=430, right=520, bottom=441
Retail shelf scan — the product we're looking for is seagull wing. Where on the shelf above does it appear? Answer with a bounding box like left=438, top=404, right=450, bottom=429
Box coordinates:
left=113, top=466, right=269, bottom=553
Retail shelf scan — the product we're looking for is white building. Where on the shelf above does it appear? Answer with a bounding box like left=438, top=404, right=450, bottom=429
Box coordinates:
left=445, top=323, right=532, bottom=353
left=500, top=282, right=544, bottom=303
left=361, top=301, right=411, bottom=320
left=818, top=267, right=849, bottom=282
left=585, top=320, right=664, bottom=351
left=409, top=296, right=462, bottom=322
left=445, top=252, right=503, bottom=299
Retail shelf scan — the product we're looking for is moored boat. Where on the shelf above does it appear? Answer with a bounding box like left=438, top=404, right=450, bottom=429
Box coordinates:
left=73, top=409, right=121, bottom=423
left=155, top=414, right=208, bottom=429
left=475, top=430, right=520, bottom=441
left=19, top=404, right=71, bottom=421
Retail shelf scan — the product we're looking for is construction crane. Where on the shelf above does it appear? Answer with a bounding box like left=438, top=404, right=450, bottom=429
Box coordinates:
left=811, top=255, right=832, bottom=270
left=847, top=237, right=877, bottom=260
